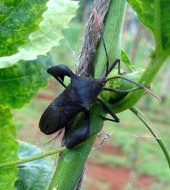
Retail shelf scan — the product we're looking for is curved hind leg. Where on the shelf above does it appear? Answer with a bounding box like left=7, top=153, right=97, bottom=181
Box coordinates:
left=97, top=98, right=120, bottom=123
left=64, top=111, right=90, bottom=148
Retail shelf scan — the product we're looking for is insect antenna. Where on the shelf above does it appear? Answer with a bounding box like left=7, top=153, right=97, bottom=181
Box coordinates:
left=103, top=86, right=142, bottom=94
left=93, top=9, right=109, bottom=77
left=106, top=76, right=145, bottom=90
left=100, top=31, right=110, bottom=77
left=105, top=76, right=161, bottom=101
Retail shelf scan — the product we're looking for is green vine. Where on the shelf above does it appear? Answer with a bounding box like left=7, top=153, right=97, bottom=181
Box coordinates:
left=130, top=106, right=170, bottom=169
left=0, top=146, right=67, bottom=169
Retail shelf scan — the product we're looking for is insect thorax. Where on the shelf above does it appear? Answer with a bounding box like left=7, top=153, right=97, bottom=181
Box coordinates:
left=71, top=75, right=103, bottom=110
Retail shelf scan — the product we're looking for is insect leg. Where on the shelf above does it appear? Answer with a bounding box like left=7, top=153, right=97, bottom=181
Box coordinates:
left=106, top=59, right=122, bottom=76
left=97, top=98, right=119, bottom=123
left=100, top=31, right=110, bottom=77
left=89, top=48, right=95, bottom=78
left=47, top=64, right=73, bottom=88
left=54, top=77, right=66, bottom=88
left=88, top=31, right=96, bottom=78
left=105, top=75, right=147, bottom=93
left=65, top=111, right=90, bottom=148
left=93, top=9, right=110, bottom=77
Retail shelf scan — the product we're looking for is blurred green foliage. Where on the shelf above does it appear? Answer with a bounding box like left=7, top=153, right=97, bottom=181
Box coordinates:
left=12, top=1, right=170, bottom=189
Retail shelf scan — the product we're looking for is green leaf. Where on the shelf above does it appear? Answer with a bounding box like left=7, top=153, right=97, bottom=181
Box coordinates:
left=15, top=142, right=53, bottom=190
left=128, top=0, right=170, bottom=51
left=127, top=0, right=154, bottom=32
left=0, top=0, right=79, bottom=69
left=0, top=0, right=48, bottom=57
left=0, top=55, right=53, bottom=108
left=0, top=106, right=18, bottom=190
left=121, top=49, right=134, bottom=71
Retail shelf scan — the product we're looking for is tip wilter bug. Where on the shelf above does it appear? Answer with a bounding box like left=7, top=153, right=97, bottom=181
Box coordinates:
left=39, top=12, right=146, bottom=148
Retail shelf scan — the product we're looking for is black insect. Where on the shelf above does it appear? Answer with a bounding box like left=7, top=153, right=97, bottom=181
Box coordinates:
left=39, top=30, right=145, bottom=148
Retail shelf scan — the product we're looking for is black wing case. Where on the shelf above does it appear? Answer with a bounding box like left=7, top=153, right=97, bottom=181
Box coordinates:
left=39, top=86, right=82, bottom=135
left=39, top=101, right=64, bottom=135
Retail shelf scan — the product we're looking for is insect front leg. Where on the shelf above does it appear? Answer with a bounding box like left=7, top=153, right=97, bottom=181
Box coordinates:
left=64, top=111, right=90, bottom=148
left=97, top=98, right=119, bottom=123
left=106, top=59, right=123, bottom=76
left=47, top=64, right=74, bottom=88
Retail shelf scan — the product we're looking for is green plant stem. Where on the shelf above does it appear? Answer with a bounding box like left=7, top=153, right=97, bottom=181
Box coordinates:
left=110, top=0, right=170, bottom=113
left=48, top=106, right=103, bottom=190
left=0, top=146, right=67, bottom=168
left=154, top=0, right=162, bottom=51
left=130, top=106, right=170, bottom=169
left=48, top=1, right=127, bottom=190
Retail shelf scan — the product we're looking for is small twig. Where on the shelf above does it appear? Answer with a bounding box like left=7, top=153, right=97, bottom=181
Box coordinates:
left=0, top=146, right=67, bottom=169
left=130, top=106, right=170, bottom=169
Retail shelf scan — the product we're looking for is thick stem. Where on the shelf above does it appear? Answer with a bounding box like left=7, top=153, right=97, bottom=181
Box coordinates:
left=154, top=0, right=162, bottom=51
left=48, top=1, right=127, bottom=189
left=95, top=0, right=127, bottom=77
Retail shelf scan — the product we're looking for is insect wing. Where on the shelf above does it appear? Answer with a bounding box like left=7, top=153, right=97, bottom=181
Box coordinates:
left=39, top=86, right=82, bottom=135
left=39, top=101, right=64, bottom=135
